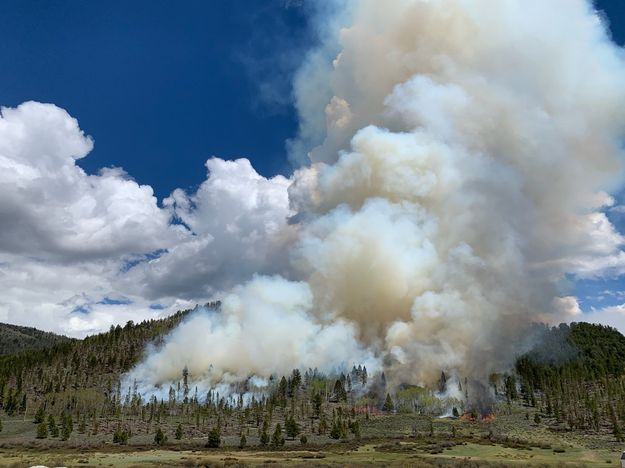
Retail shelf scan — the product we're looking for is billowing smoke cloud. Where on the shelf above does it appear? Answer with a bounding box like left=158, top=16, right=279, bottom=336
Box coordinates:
left=126, top=0, right=625, bottom=394
left=129, top=275, right=377, bottom=394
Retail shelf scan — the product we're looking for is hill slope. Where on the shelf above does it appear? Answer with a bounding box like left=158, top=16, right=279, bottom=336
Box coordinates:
left=515, top=322, right=625, bottom=438
left=0, top=308, right=191, bottom=415
left=0, top=315, right=621, bottom=452
left=0, top=323, right=72, bottom=356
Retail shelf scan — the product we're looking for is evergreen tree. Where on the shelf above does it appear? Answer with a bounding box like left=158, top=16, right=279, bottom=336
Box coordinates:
left=271, top=423, right=284, bottom=447
left=312, top=392, right=322, bottom=418
left=36, top=422, right=48, bottom=439
left=182, top=365, right=189, bottom=404
left=33, top=405, right=45, bottom=424
left=48, top=415, right=59, bottom=438
left=285, top=414, right=299, bottom=440
left=438, top=371, right=447, bottom=393
left=260, top=419, right=270, bottom=446
left=154, top=427, right=167, bottom=446
left=278, top=377, right=288, bottom=407
left=383, top=393, right=394, bottom=412
left=239, top=433, right=247, bottom=449
left=206, top=427, right=221, bottom=448
left=332, top=379, right=347, bottom=402
left=113, top=426, right=129, bottom=445
left=175, top=423, right=183, bottom=440
left=318, top=414, right=328, bottom=435
left=330, top=418, right=341, bottom=439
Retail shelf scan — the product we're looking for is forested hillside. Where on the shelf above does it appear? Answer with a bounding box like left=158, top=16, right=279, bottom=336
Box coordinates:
left=0, top=315, right=622, bottom=451
left=515, top=322, right=625, bottom=440
left=0, top=309, right=190, bottom=417
left=0, top=323, right=72, bottom=356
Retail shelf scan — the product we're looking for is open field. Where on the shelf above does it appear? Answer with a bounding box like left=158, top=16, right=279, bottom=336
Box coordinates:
left=0, top=404, right=623, bottom=467
left=0, top=440, right=620, bottom=467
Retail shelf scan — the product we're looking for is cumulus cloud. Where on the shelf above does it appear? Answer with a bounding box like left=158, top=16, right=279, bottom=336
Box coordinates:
left=0, top=102, right=293, bottom=337
left=0, top=102, right=181, bottom=260
left=125, top=158, right=294, bottom=299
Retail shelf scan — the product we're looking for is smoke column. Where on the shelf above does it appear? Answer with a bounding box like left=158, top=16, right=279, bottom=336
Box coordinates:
left=126, top=0, right=625, bottom=393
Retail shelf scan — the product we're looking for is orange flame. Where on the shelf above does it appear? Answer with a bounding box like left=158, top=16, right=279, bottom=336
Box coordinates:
left=459, top=411, right=496, bottom=422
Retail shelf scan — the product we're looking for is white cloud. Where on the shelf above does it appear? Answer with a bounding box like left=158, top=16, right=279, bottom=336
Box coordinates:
left=576, top=303, right=625, bottom=335
left=549, top=296, right=625, bottom=336
left=121, top=157, right=295, bottom=299
left=0, top=102, right=293, bottom=336
left=0, top=102, right=180, bottom=260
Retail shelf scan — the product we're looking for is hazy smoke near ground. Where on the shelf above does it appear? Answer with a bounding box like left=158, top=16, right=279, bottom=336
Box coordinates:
left=126, top=0, right=625, bottom=395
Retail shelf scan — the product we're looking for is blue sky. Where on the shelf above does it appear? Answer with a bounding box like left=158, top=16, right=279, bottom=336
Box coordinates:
left=0, top=0, right=312, bottom=198
left=1, top=0, right=625, bottom=335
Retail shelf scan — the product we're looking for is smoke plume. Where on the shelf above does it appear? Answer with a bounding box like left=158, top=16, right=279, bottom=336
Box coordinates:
left=126, top=0, right=625, bottom=394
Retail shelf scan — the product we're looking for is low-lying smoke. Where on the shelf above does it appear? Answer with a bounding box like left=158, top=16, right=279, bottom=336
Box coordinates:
left=125, top=0, right=625, bottom=398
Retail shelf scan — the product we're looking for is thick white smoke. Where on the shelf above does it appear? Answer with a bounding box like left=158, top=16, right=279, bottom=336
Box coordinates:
left=126, top=0, right=625, bottom=393
left=129, top=275, right=377, bottom=394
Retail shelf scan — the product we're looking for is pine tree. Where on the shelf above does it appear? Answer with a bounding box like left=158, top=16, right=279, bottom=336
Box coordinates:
left=36, top=421, right=48, bottom=439
left=239, top=433, right=247, bottom=449
left=33, top=405, right=45, bottom=424
left=175, top=423, right=183, bottom=440
left=48, top=415, right=59, bottom=438
left=333, top=379, right=347, bottom=402
left=312, top=392, right=322, bottom=419
left=206, top=427, right=221, bottom=448
left=330, top=418, right=341, bottom=439
left=285, top=414, right=299, bottom=440
left=383, top=393, right=394, bottom=412
left=61, top=421, right=71, bottom=441
left=318, top=414, right=328, bottom=435
left=154, top=427, right=167, bottom=446
left=438, top=371, right=447, bottom=393
left=182, top=366, right=189, bottom=404
left=260, top=419, right=270, bottom=446
left=278, top=377, right=288, bottom=407
left=113, top=426, right=129, bottom=445
left=271, top=423, right=284, bottom=447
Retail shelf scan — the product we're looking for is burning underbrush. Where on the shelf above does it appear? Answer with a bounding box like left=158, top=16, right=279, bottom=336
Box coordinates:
left=459, top=410, right=496, bottom=423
